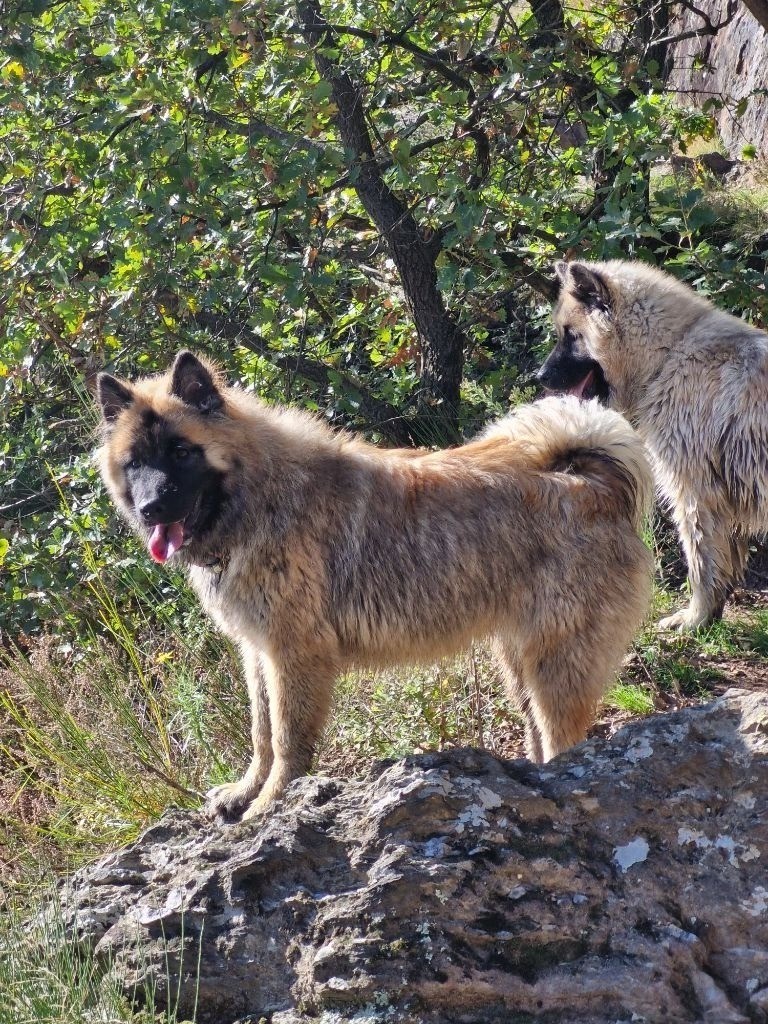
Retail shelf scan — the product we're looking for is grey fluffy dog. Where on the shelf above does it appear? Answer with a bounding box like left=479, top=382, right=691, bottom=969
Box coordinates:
left=540, top=258, right=768, bottom=630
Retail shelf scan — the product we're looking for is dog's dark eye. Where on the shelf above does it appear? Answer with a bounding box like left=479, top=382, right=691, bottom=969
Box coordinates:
left=172, top=444, right=190, bottom=460
left=126, top=458, right=141, bottom=471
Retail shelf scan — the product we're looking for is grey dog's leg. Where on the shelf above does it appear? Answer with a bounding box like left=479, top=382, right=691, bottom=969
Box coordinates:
left=660, top=508, right=747, bottom=631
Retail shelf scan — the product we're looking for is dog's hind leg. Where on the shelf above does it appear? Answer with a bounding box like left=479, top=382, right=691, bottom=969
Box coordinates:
left=492, top=639, right=543, bottom=763
left=725, top=529, right=750, bottom=597
left=514, top=635, right=612, bottom=763
left=706, top=530, right=751, bottom=619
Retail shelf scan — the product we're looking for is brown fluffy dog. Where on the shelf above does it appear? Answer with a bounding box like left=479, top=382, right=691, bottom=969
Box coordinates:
left=540, top=259, right=768, bottom=630
left=96, top=351, right=653, bottom=821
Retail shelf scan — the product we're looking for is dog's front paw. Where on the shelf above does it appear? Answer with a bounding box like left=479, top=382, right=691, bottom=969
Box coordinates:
left=238, top=778, right=291, bottom=821
left=205, top=779, right=262, bottom=822
left=658, top=607, right=713, bottom=632
left=237, top=770, right=298, bottom=820
left=239, top=792, right=275, bottom=822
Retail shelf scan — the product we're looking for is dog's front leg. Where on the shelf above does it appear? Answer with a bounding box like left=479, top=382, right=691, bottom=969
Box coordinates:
left=206, top=641, right=273, bottom=821
left=238, top=646, right=339, bottom=821
left=660, top=502, right=739, bottom=631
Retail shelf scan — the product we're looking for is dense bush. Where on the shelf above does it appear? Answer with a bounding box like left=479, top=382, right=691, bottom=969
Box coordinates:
left=2, top=0, right=767, bottom=640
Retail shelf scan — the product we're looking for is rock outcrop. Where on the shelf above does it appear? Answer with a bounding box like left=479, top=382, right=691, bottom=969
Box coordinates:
left=668, top=1, right=768, bottom=159
left=57, top=690, right=768, bottom=1023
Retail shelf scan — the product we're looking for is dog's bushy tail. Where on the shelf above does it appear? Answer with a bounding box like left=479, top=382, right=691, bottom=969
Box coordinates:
left=484, top=396, right=653, bottom=529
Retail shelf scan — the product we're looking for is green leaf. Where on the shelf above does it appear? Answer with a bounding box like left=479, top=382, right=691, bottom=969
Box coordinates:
left=312, top=80, right=333, bottom=102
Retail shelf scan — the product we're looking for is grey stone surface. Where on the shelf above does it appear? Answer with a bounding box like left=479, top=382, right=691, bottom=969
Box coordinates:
left=56, top=690, right=768, bottom=1023
left=668, top=2, right=768, bottom=159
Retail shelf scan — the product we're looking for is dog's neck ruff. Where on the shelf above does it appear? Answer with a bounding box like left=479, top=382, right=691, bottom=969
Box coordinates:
left=202, top=552, right=229, bottom=574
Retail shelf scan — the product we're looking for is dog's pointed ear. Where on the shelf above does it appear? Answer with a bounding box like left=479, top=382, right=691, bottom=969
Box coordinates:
left=554, top=260, right=570, bottom=285
left=552, top=260, right=570, bottom=297
left=567, top=262, right=612, bottom=313
left=97, top=373, right=134, bottom=424
left=170, top=351, right=223, bottom=414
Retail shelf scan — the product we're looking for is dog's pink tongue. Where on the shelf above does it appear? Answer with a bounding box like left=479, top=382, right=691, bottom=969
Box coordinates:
left=570, top=369, right=595, bottom=399
left=148, top=522, right=184, bottom=564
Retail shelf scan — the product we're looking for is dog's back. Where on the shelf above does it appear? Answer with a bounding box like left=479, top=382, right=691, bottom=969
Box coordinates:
left=319, top=398, right=652, bottom=704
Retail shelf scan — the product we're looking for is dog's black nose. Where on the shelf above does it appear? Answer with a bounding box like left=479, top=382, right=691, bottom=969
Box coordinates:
left=140, top=498, right=167, bottom=523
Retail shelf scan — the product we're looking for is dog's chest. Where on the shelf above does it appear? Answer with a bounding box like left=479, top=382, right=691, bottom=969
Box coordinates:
left=188, top=555, right=273, bottom=639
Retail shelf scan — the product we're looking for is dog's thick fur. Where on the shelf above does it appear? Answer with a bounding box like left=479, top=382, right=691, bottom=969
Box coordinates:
left=540, top=258, right=768, bottom=630
left=96, top=351, right=652, bottom=820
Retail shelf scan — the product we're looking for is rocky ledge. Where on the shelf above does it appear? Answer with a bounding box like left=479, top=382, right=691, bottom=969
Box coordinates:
left=55, top=689, right=768, bottom=1023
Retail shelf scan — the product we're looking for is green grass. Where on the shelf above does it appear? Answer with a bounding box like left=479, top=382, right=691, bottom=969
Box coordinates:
left=628, top=587, right=768, bottom=702
left=0, top=885, right=198, bottom=1024
left=0, top=623, right=250, bottom=881
left=0, top=910, right=134, bottom=1024
left=653, top=157, right=768, bottom=244
left=704, top=175, right=768, bottom=247
left=604, top=682, right=655, bottom=716
left=734, top=610, right=768, bottom=656
left=693, top=609, right=768, bottom=658
left=320, top=646, right=516, bottom=775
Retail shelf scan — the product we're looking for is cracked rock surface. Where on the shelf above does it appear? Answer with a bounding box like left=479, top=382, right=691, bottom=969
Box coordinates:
left=668, top=2, right=768, bottom=161
left=56, top=689, right=768, bottom=1023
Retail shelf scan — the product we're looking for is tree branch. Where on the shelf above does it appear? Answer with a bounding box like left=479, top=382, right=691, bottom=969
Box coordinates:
left=103, top=104, right=159, bottom=146
left=195, top=106, right=333, bottom=157
left=654, top=0, right=739, bottom=45
left=191, top=310, right=421, bottom=445
left=497, top=253, right=560, bottom=302
left=324, top=22, right=475, bottom=96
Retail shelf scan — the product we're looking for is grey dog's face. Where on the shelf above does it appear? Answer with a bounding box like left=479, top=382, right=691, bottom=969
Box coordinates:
left=538, top=262, right=613, bottom=404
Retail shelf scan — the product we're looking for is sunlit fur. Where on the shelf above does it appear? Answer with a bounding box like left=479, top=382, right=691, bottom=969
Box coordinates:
left=552, top=259, right=768, bottom=630
left=97, top=354, right=653, bottom=821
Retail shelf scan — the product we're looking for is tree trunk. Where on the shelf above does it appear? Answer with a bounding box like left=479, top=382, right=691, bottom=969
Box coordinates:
left=528, top=0, right=566, bottom=45
left=295, top=0, right=467, bottom=440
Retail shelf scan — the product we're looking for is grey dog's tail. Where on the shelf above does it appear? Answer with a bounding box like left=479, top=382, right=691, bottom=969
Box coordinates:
left=483, top=395, right=653, bottom=530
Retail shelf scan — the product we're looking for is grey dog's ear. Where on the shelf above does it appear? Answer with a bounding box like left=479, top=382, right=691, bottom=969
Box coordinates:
left=554, top=260, right=570, bottom=286
left=170, top=351, right=223, bottom=414
left=567, top=262, right=612, bottom=313
left=97, top=373, right=134, bottom=424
